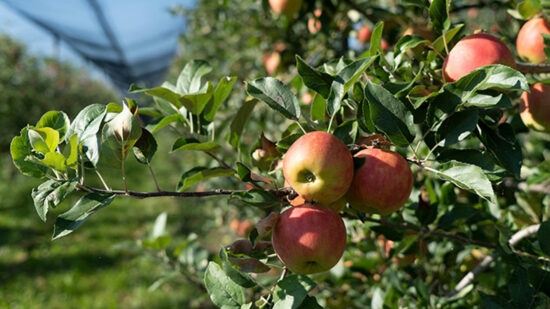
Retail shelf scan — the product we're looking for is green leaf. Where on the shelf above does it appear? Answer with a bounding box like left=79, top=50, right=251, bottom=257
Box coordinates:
left=67, top=104, right=107, bottom=165
left=296, top=55, right=334, bottom=98
left=229, top=189, right=280, bottom=208
left=28, top=127, right=59, bottom=154
left=180, top=83, right=214, bottom=115
left=364, top=81, right=415, bottom=146
left=432, top=24, right=464, bottom=53
left=538, top=220, right=550, bottom=256
left=31, top=179, right=77, bottom=222
left=204, top=262, right=246, bottom=308
left=10, top=128, right=48, bottom=178
left=246, top=77, right=301, bottom=120
left=395, top=35, right=430, bottom=54
left=327, top=79, right=345, bottom=116
left=236, top=162, right=252, bottom=182
left=53, top=193, right=115, bottom=239
left=426, top=91, right=462, bottom=130
left=424, top=161, right=497, bottom=204
left=203, top=76, right=238, bottom=121
left=36, top=111, right=70, bottom=141
left=177, top=167, right=234, bottom=191
left=129, top=84, right=183, bottom=108
left=141, top=212, right=172, bottom=249
left=477, top=122, right=522, bottom=179
left=132, top=128, right=157, bottom=164
left=176, top=60, right=213, bottom=95
left=65, top=134, right=79, bottom=168
left=310, top=93, right=327, bottom=122
left=150, top=113, right=185, bottom=133
left=517, top=0, right=542, bottom=19
left=171, top=138, right=219, bottom=152
left=67, top=104, right=107, bottom=142
left=429, top=0, right=451, bottom=33
left=219, top=249, right=257, bottom=288
left=435, top=110, right=479, bottom=147
left=368, top=21, right=385, bottom=56
left=273, top=275, right=317, bottom=309
left=447, top=65, right=529, bottom=95
left=40, top=152, right=68, bottom=172
left=228, top=99, right=258, bottom=148
left=339, top=57, right=377, bottom=92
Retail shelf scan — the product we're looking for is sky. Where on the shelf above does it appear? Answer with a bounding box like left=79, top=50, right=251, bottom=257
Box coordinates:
left=0, top=1, right=196, bottom=89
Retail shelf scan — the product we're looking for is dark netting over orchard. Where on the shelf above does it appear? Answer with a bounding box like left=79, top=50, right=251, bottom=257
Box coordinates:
left=1, top=0, right=196, bottom=92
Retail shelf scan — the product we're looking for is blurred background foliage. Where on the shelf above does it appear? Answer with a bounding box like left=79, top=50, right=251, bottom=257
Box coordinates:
left=2, top=0, right=550, bottom=308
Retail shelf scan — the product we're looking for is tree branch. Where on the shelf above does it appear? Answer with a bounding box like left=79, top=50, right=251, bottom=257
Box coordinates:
left=77, top=184, right=293, bottom=200
left=447, top=224, right=541, bottom=298
left=516, top=62, right=550, bottom=75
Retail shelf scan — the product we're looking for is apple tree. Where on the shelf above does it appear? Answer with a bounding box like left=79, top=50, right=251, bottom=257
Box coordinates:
left=9, top=0, right=550, bottom=307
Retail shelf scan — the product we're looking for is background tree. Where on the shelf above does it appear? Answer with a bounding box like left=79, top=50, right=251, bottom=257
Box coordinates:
left=6, top=0, right=550, bottom=308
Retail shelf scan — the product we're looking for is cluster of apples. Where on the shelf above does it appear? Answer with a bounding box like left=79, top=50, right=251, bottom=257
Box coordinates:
left=271, top=131, right=413, bottom=274
left=442, top=16, right=550, bottom=132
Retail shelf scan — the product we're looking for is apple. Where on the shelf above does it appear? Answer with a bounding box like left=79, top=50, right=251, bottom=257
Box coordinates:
left=262, top=51, right=281, bottom=76
left=307, top=9, right=322, bottom=34
left=346, top=148, right=413, bottom=216
left=271, top=204, right=347, bottom=274
left=282, top=131, right=354, bottom=205
left=442, top=33, right=516, bottom=82
left=357, top=25, right=372, bottom=43
left=268, top=0, right=302, bottom=18
left=516, top=17, right=550, bottom=64
left=519, top=83, right=550, bottom=132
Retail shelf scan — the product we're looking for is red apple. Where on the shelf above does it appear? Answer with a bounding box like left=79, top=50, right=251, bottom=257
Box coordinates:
left=442, top=33, right=516, bottom=82
left=271, top=204, right=347, bottom=274
left=516, top=17, right=550, bottom=64
left=283, top=131, right=354, bottom=205
left=357, top=25, right=372, bottom=43
left=520, top=83, right=550, bottom=132
left=268, top=0, right=302, bottom=18
left=262, top=51, right=281, bottom=76
left=346, top=148, right=413, bottom=216
left=307, top=9, right=322, bottom=34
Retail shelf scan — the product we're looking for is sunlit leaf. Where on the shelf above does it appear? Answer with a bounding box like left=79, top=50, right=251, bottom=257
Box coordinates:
left=204, top=262, right=246, bottom=308
left=176, top=60, right=212, bottom=95
left=424, top=161, right=497, bottom=204
left=228, top=99, right=257, bottom=148
left=28, top=127, right=59, bottom=154
left=10, top=128, right=47, bottom=178
left=203, top=76, right=238, bottom=121
left=273, top=275, right=317, bottom=309
left=36, top=111, right=70, bottom=141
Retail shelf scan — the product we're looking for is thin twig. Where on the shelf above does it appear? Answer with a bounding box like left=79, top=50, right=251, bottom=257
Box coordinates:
left=361, top=216, right=496, bottom=249
left=77, top=184, right=292, bottom=200
left=447, top=224, right=541, bottom=298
